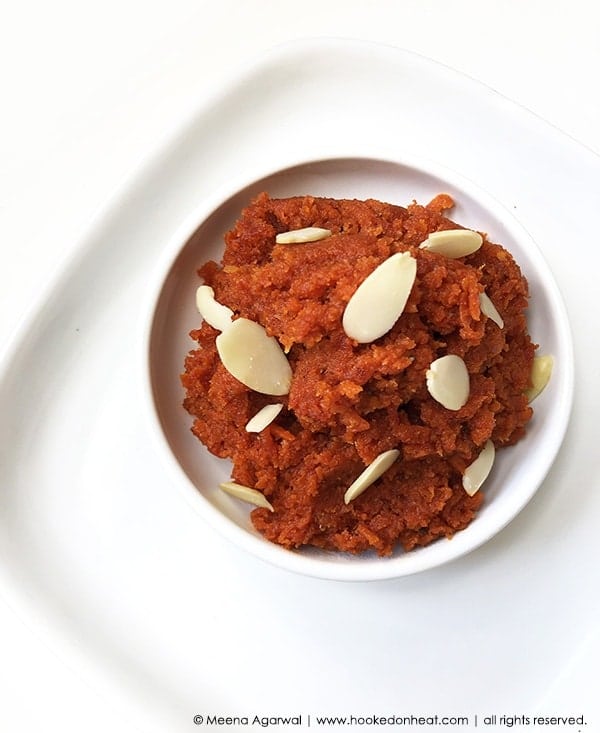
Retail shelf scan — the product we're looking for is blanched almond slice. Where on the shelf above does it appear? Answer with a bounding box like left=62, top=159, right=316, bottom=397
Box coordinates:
left=245, top=403, right=284, bottom=432
left=426, top=354, right=470, bottom=410
left=419, top=229, right=483, bottom=258
left=275, top=227, right=332, bottom=244
left=219, top=481, right=274, bottom=512
left=216, top=317, right=292, bottom=396
left=462, top=440, right=495, bottom=496
left=526, top=354, right=554, bottom=402
left=344, top=449, right=400, bottom=505
left=342, top=251, right=417, bottom=343
left=195, top=285, right=234, bottom=331
left=479, top=291, right=504, bottom=328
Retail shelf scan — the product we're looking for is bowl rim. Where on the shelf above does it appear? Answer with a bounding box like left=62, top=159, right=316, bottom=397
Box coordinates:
left=141, top=151, right=574, bottom=582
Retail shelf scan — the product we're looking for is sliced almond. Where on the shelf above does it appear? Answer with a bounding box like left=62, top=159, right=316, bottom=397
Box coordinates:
left=219, top=481, right=274, bottom=512
left=195, top=285, right=234, bottom=331
left=526, top=354, right=554, bottom=402
left=245, top=403, right=284, bottom=433
left=275, top=227, right=332, bottom=244
left=342, top=251, right=417, bottom=343
left=419, top=229, right=483, bottom=258
left=462, top=440, right=495, bottom=496
left=479, top=291, right=504, bottom=328
left=426, top=354, right=470, bottom=410
left=216, top=317, right=292, bottom=396
left=344, top=449, right=400, bottom=505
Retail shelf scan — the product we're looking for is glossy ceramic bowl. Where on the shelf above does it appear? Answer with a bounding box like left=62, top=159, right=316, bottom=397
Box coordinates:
left=145, top=155, right=573, bottom=581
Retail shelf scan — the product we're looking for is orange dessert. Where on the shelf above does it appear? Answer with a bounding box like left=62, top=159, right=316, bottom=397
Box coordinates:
left=181, top=193, right=535, bottom=555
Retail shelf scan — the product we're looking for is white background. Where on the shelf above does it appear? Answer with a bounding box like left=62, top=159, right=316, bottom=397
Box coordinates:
left=1, top=1, right=599, bottom=731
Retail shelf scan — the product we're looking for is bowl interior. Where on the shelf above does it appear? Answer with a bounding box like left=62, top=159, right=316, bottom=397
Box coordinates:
left=147, top=157, right=573, bottom=580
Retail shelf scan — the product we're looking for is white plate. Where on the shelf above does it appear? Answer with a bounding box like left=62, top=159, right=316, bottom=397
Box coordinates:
left=1, top=39, right=598, bottom=731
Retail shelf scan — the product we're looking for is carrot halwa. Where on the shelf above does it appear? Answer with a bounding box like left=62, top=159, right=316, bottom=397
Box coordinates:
left=181, top=193, right=535, bottom=556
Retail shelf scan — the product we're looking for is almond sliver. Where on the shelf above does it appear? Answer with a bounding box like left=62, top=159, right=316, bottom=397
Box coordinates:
left=419, top=229, right=483, bottom=258
left=245, top=403, right=284, bottom=433
left=342, top=251, right=417, bottom=343
left=426, top=354, right=470, bottom=410
left=479, top=291, right=504, bottom=328
left=462, top=440, right=495, bottom=496
left=195, top=285, right=234, bottom=331
left=216, top=318, right=292, bottom=396
left=219, top=481, right=274, bottom=512
left=275, top=227, right=332, bottom=244
left=344, top=449, right=400, bottom=504
left=526, top=354, right=554, bottom=402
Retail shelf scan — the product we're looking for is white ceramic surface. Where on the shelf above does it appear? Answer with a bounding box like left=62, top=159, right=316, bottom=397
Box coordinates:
left=0, top=39, right=598, bottom=733
left=147, top=154, right=572, bottom=581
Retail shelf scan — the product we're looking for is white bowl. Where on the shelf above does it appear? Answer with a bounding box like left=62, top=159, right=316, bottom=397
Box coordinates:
left=145, top=155, right=573, bottom=581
